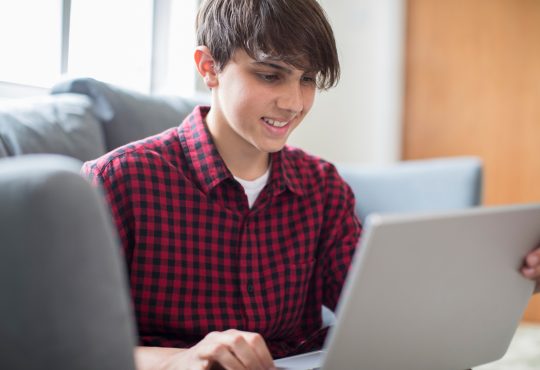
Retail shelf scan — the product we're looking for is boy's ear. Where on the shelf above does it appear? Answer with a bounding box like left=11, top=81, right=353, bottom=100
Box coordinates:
left=194, top=46, right=218, bottom=88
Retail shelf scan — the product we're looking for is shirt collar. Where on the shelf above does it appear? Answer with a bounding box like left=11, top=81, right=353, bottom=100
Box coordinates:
left=179, top=106, right=231, bottom=193
left=179, top=106, right=304, bottom=196
left=270, top=150, right=305, bottom=196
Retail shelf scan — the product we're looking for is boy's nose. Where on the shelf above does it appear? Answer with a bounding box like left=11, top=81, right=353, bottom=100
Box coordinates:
left=276, top=84, right=304, bottom=113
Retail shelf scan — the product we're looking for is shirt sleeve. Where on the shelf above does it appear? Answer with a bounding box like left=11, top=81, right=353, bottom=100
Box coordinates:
left=81, top=157, right=136, bottom=267
left=318, top=164, right=362, bottom=311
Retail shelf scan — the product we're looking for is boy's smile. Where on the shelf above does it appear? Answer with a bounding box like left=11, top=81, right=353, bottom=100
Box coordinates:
left=199, top=48, right=317, bottom=178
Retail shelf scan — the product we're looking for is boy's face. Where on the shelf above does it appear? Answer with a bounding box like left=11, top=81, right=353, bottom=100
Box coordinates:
left=210, top=49, right=317, bottom=155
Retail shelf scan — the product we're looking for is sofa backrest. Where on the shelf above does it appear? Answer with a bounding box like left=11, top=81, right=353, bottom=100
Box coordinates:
left=51, top=78, right=208, bottom=151
left=0, top=78, right=208, bottom=163
left=0, top=94, right=106, bottom=162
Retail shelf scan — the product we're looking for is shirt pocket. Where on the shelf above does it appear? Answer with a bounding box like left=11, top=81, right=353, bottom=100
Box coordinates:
left=258, top=259, right=316, bottom=336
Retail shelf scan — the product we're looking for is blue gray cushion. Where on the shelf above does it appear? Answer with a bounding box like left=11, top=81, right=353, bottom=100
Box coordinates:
left=51, top=78, right=208, bottom=150
left=337, top=157, right=483, bottom=221
left=0, top=94, right=106, bottom=161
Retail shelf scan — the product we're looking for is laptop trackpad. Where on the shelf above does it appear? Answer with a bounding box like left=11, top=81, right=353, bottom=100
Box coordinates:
left=274, top=350, right=324, bottom=370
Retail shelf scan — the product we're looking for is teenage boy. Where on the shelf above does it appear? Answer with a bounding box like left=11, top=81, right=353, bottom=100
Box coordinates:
left=83, top=0, right=360, bottom=369
left=83, top=0, right=540, bottom=369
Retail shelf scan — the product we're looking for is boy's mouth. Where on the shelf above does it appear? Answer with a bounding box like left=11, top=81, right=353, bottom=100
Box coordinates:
left=262, top=117, right=290, bottom=128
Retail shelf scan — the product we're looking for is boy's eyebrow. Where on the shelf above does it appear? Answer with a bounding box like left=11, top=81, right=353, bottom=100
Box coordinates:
left=252, top=60, right=293, bottom=74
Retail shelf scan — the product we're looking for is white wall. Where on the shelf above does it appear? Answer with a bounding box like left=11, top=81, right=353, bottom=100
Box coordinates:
left=288, top=0, right=406, bottom=165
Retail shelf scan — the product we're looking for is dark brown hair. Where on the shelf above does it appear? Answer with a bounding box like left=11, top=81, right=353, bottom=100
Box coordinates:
left=196, top=0, right=340, bottom=89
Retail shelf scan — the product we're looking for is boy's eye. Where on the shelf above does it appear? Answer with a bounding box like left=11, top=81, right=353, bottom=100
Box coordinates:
left=301, top=75, right=316, bottom=85
left=258, top=73, right=280, bottom=82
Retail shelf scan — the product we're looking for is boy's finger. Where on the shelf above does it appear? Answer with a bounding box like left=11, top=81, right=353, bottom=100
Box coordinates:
left=522, top=264, right=540, bottom=279
left=526, top=250, right=540, bottom=267
left=212, top=348, right=245, bottom=370
left=225, top=335, right=265, bottom=370
left=244, top=332, right=274, bottom=369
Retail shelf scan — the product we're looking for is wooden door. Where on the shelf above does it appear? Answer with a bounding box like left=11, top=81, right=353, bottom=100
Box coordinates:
left=403, top=0, right=540, bottom=321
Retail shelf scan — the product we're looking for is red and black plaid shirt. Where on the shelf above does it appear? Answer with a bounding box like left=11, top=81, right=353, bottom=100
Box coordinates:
left=83, top=106, right=361, bottom=358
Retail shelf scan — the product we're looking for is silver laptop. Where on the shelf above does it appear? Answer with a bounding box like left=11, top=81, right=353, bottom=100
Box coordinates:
left=275, top=203, right=540, bottom=370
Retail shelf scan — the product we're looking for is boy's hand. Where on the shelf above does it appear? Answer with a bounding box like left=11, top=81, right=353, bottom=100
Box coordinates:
left=162, top=329, right=276, bottom=370
left=521, top=247, right=540, bottom=293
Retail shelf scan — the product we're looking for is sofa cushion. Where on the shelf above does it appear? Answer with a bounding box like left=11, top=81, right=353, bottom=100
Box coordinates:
left=51, top=78, right=208, bottom=151
left=0, top=94, right=106, bottom=162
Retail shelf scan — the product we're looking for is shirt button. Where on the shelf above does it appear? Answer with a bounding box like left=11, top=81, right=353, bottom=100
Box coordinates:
left=247, top=283, right=254, bottom=295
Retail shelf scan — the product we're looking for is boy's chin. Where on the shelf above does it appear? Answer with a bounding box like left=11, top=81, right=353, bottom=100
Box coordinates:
left=260, top=143, right=287, bottom=154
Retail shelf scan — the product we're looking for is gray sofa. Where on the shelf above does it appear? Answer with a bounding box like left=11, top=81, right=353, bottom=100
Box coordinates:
left=0, top=78, right=483, bottom=367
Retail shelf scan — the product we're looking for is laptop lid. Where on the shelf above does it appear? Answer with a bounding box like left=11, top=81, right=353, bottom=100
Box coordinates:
left=320, top=203, right=539, bottom=370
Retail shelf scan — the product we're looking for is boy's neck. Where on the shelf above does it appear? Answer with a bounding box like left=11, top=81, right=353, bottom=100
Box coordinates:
left=205, top=108, right=270, bottom=181
left=221, top=147, right=270, bottom=181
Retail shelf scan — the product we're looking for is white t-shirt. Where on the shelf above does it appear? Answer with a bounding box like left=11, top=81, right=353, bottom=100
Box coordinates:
left=234, top=168, right=271, bottom=208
